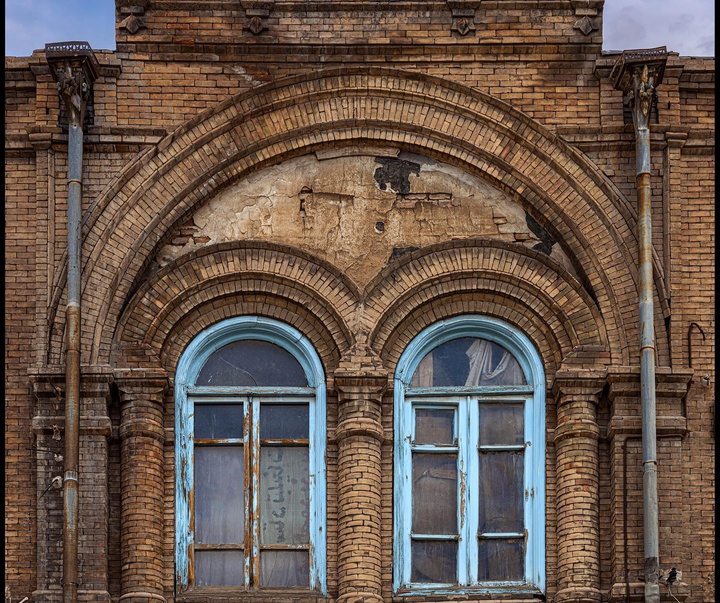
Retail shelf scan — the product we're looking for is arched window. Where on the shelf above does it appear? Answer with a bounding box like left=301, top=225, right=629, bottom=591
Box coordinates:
left=393, top=316, right=545, bottom=595
left=175, top=317, right=326, bottom=593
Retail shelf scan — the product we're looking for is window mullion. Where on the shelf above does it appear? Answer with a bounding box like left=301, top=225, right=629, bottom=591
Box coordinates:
left=456, top=396, right=469, bottom=585
left=249, top=397, right=261, bottom=588
left=401, top=397, right=413, bottom=586
left=523, top=394, right=534, bottom=585
left=467, top=396, right=482, bottom=585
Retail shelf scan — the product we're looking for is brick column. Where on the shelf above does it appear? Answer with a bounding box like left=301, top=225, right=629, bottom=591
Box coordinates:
left=552, top=370, right=606, bottom=603
left=115, top=371, right=168, bottom=603
left=333, top=368, right=388, bottom=603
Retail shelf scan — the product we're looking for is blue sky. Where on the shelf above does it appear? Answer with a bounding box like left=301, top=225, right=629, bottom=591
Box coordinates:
left=4, top=0, right=715, bottom=58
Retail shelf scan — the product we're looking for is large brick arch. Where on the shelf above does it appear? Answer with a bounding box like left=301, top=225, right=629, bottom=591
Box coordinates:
left=46, top=67, right=667, bottom=366
left=113, top=242, right=360, bottom=374
left=364, top=239, right=611, bottom=374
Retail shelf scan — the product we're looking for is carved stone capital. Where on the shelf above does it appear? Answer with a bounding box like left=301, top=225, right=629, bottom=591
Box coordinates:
left=610, top=47, right=668, bottom=130
left=45, top=42, right=99, bottom=129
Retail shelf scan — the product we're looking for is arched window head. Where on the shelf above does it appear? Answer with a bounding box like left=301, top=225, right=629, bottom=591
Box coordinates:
left=409, top=337, right=527, bottom=388
left=394, top=315, right=545, bottom=595
left=196, top=340, right=308, bottom=386
left=175, top=317, right=326, bottom=594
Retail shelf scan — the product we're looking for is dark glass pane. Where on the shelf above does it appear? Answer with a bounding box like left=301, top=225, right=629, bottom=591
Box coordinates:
left=414, top=408, right=454, bottom=445
left=195, top=446, right=244, bottom=544
left=478, top=405, right=524, bottom=446
left=410, top=338, right=526, bottom=387
left=412, top=453, right=457, bottom=535
left=478, top=539, right=524, bottom=581
left=478, top=451, right=524, bottom=534
left=196, top=340, right=308, bottom=386
left=260, top=447, right=309, bottom=545
left=194, top=404, right=244, bottom=439
left=195, top=550, right=245, bottom=586
left=411, top=540, right=457, bottom=584
left=260, top=550, right=309, bottom=587
left=260, top=404, right=309, bottom=440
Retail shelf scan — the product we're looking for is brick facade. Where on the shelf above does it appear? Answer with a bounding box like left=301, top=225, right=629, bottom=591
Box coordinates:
left=5, top=1, right=714, bottom=602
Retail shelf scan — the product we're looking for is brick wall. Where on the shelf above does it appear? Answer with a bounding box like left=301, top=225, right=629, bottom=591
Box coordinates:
left=5, top=1, right=714, bottom=602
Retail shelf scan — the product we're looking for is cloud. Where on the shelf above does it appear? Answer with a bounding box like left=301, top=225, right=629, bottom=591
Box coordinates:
left=603, top=0, right=715, bottom=56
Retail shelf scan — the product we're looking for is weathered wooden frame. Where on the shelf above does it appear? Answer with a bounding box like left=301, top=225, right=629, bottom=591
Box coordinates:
left=175, top=316, right=327, bottom=594
left=393, top=315, right=545, bottom=595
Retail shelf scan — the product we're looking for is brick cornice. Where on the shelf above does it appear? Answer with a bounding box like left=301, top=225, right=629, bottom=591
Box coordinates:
left=607, top=414, right=688, bottom=439
left=606, top=366, right=693, bottom=400
left=333, top=370, right=389, bottom=395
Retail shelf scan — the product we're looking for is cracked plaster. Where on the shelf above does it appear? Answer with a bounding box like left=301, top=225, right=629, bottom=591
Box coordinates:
left=156, top=151, right=578, bottom=286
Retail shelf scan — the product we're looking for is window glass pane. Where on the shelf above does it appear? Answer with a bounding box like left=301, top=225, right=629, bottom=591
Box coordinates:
left=478, top=451, right=524, bottom=534
left=195, top=550, right=245, bottom=586
left=260, top=404, right=309, bottom=440
left=411, top=540, right=457, bottom=583
left=194, top=404, right=244, bottom=440
left=196, top=340, right=308, bottom=386
left=478, top=405, right=524, bottom=446
left=478, top=539, right=524, bottom=581
left=414, top=408, right=454, bottom=444
left=409, top=338, right=526, bottom=387
left=260, top=550, right=309, bottom=587
left=195, top=446, right=244, bottom=544
left=412, top=453, right=457, bottom=535
left=260, top=447, right=309, bottom=545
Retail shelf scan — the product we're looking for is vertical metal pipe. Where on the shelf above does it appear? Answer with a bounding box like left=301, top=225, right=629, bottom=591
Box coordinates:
left=47, top=42, right=98, bottom=603
left=63, top=118, right=83, bottom=603
left=636, top=143, right=660, bottom=603
left=610, top=48, right=667, bottom=603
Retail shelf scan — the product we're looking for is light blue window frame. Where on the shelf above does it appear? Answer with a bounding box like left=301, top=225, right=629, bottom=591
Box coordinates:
left=175, top=316, right=327, bottom=593
left=393, top=315, right=545, bottom=595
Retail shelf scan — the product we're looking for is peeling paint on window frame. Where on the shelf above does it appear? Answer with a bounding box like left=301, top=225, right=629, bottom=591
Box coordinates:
left=175, top=316, right=327, bottom=595
left=393, top=315, right=546, bottom=596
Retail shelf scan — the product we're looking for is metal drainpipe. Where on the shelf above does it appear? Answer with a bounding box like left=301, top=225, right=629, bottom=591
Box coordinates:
left=611, top=47, right=668, bottom=603
left=46, top=42, right=99, bottom=603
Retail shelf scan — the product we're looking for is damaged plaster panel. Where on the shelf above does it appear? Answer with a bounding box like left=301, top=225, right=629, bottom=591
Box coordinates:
left=156, top=150, right=578, bottom=286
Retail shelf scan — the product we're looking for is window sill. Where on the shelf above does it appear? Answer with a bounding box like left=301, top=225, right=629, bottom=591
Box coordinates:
left=392, top=584, right=544, bottom=601
left=176, top=589, right=327, bottom=603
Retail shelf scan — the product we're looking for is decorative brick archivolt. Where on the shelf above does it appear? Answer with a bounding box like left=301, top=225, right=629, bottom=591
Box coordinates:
left=366, top=238, right=610, bottom=375
left=45, top=67, right=666, bottom=368
left=114, top=242, right=359, bottom=372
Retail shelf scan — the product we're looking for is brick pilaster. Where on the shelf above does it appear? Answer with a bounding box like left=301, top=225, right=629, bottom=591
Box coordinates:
left=333, top=367, right=388, bottom=603
left=30, top=366, right=113, bottom=603
left=115, top=370, right=168, bottom=603
left=606, top=367, right=692, bottom=603
left=552, top=370, right=606, bottom=603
